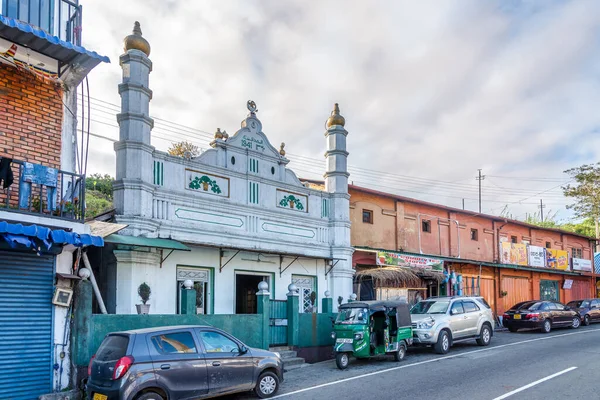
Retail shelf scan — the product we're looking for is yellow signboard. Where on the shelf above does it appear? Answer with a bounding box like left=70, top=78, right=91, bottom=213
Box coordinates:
left=500, top=242, right=528, bottom=266
left=546, top=249, right=569, bottom=270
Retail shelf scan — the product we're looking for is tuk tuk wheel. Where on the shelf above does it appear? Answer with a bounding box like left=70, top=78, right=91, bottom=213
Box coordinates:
left=336, top=352, right=350, bottom=370
left=393, top=342, right=407, bottom=362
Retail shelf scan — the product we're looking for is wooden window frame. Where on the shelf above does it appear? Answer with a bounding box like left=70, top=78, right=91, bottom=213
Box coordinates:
left=362, top=209, right=373, bottom=224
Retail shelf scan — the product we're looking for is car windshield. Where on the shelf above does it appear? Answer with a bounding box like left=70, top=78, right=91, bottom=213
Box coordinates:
left=567, top=300, right=589, bottom=308
left=511, top=301, right=542, bottom=311
left=411, top=300, right=450, bottom=314
left=335, top=308, right=368, bottom=324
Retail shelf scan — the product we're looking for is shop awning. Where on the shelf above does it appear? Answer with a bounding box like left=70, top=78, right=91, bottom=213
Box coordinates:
left=103, top=234, right=190, bottom=251
left=0, top=221, right=104, bottom=254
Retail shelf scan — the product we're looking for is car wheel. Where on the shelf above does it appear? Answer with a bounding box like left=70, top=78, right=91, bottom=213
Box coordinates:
left=433, top=330, right=450, bottom=354
left=393, top=342, right=406, bottom=362
left=571, top=316, right=581, bottom=329
left=584, top=315, right=590, bottom=326
left=335, top=352, right=350, bottom=370
left=136, top=393, right=165, bottom=400
left=541, top=319, right=552, bottom=333
left=255, top=371, right=280, bottom=399
left=508, top=326, right=518, bottom=333
left=476, top=324, right=492, bottom=346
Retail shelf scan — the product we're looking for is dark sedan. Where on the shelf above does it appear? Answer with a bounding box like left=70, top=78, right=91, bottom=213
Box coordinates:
left=566, top=299, right=600, bottom=326
left=503, top=300, right=581, bottom=333
left=87, top=325, right=283, bottom=400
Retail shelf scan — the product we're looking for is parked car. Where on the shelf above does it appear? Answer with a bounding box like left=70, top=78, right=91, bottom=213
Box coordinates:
left=566, top=299, right=600, bottom=326
left=503, top=300, right=581, bottom=333
left=86, top=326, right=283, bottom=400
left=410, top=296, right=495, bottom=354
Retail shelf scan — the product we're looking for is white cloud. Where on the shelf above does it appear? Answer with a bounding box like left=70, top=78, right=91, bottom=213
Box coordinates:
left=79, top=0, right=600, bottom=221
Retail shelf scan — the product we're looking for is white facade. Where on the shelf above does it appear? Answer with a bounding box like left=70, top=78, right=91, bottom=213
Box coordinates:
left=112, top=39, right=354, bottom=315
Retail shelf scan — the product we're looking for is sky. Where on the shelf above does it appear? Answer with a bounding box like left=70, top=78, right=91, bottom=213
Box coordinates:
left=78, top=0, right=600, bottom=223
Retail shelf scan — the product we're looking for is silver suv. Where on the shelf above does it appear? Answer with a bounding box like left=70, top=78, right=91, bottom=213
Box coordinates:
left=410, top=296, right=494, bottom=354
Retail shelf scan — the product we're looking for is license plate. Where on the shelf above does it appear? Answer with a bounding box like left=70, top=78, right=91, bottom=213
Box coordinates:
left=93, top=394, right=108, bottom=400
left=514, top=314, right=521, bottom=320
left=336, top=338, right=353, bottom=343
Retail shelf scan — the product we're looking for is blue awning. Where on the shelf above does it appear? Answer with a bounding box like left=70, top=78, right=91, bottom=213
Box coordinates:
left=0, top=221, right=104, bottom=254
left=0, top=15, right=109, bottom=83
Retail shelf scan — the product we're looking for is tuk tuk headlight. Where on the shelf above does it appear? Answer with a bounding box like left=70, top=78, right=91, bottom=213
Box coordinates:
left=354, top=332, right=364, bottom=341
left=331, top=331, right=336, bottom=340
left=417, top=321, right=435, bottom=329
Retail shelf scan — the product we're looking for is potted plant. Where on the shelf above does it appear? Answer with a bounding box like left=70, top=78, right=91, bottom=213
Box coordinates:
left=136, top=282, right=151, bottom=314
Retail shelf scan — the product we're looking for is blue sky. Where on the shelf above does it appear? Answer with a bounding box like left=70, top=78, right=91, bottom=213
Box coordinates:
left=79, top=0, right=600, bottom=222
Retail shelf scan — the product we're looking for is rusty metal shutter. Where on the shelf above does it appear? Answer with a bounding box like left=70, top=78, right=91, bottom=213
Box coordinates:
left=0, top=251, right=54, bottom=399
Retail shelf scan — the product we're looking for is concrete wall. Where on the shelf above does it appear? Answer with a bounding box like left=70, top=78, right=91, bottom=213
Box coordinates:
left=114, top=245, right=329, bottom=315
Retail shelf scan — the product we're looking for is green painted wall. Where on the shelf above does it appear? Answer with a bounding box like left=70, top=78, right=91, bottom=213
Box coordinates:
left=298, top=313, right=336, bottom=348
left=85, top=314, right=263, bottom=365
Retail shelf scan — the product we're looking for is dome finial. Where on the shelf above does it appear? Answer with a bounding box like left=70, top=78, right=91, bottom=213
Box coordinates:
left=124, top=21, right=151, bottom=56
left=326, top=103, right=345, bottom=128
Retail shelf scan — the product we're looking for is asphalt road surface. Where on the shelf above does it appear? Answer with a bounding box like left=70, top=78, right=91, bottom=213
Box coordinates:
left=229, top=325, right=600, bottom=400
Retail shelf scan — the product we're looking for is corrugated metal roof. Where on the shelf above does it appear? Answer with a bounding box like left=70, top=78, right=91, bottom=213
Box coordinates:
left=0, top=15, right=109, bottom=66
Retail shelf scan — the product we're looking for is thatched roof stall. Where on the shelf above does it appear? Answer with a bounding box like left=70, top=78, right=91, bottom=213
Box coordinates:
left=355, top=266, right=422, bottom=288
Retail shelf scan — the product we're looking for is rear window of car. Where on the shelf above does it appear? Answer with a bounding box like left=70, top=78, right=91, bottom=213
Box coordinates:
left=476, top=297, right=491, bottom=309
left=96, top=335, right=129, bottom=362
left=511, top=301, right=539, bottom=311
left=151, top=332, right=197, bottom=354
left=567, top=300, right=589, bottom=308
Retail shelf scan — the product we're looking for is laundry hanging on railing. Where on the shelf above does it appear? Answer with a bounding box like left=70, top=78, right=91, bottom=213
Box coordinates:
left=18, top=162, right=58, bottom=211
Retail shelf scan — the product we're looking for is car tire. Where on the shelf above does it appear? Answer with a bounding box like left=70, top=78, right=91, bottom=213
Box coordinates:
left=584, top=315, right=590, bottom=326
left=541, top=319, right=552, bottom=333
left=393, top=342, right=406, bottom=362
left=434, top=330, right=450, bottom=354
left=255, top=371, right=280, bottom=399
left=508, top=326, right=518, bottom=333
left=335, top=352, right=350, bottom=370
left=136, top=393, right=165, bottom=400
left=571, top=316, right=581, bottom=329
left=476, top=324, right=492, bottom=346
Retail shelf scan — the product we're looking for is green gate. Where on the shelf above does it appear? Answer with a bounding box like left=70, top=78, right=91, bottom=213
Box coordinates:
left=540, top=280, right=559, bottom=301
left=269, top=300, right=288, bottom=346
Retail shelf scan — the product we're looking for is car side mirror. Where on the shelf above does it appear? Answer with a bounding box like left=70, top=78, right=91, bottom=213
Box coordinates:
left=240, top=345, right=248, bottom=354
left=450, top=309, right=456, bottom=315
left=564, top=306, right=570, bottom=311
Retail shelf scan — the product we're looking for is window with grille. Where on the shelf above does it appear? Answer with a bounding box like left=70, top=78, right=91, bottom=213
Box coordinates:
left=153, top=161, right=164, bottom=186
left=176, top=267, right=210, bottom=314
left=249, top=182, right=259, bottom=204
left=363, top=209, right=373, bottom=224
left=422, top=220, right=431, bottom=233
left=572, top=248, right=583, bottom=259
left=292, top=275, right=316, bottom=313
left=249, top=158, right=259, bottom=173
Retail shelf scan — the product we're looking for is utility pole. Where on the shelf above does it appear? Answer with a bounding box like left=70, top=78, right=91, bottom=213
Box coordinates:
left=462, top=198, right=465, bottom=210
left=539, top=199, right=546, bottom=222
left=476, top=169, right=485, bottom=213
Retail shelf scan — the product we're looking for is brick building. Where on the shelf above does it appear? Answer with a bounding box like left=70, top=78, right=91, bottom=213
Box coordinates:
left=349, top=185, right=595, bottom=317
left=0, top=3, right=108, bottom=398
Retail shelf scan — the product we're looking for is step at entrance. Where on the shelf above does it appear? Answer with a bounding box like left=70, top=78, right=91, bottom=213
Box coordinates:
left=269, top=346, right=308, bottom=371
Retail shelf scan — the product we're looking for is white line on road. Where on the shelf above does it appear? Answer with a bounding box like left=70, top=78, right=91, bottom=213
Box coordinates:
left=491, top=366, right=578, bottom=400
left=272, top=328, right=600, bottom=399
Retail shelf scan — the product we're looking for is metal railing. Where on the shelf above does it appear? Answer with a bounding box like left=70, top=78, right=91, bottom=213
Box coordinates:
left=0, top=158, right=86, bottom=221
left=1, top=0, right=82, bottom=45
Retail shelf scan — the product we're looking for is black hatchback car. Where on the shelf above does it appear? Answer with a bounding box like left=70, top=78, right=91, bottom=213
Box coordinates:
left=86, top=326, right=283, bottom=400
left=566, top=299, right=600, bottom=326
left=503, top=300, right=581, bottom=333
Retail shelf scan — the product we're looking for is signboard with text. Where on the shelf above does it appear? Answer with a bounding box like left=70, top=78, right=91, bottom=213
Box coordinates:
left=500, top=242, right=528, bottom=266
left=376, top=251, right=443, bottom=271
left=572, top=258, right=592, bottom=272
left=528, top=246, right=547, bottom=268
left=547, top=249, right=569, bottom=270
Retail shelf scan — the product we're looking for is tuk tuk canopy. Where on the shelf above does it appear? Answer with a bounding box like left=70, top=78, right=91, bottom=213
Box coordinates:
left=339, top=300, right=412, bottom=328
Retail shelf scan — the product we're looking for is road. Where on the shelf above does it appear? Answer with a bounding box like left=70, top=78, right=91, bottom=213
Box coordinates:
left=230, top=325, right=600, bottom=400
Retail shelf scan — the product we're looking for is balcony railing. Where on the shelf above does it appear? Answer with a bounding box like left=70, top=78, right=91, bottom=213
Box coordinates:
left=1, top=0, right=82, bottom=45
left=0, top=158, right=85, bottom=221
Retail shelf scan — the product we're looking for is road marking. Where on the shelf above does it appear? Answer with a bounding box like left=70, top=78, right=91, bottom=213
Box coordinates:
left=492, top=366, right=578, bottom=400
left=273, top=328, right=600, bottom=399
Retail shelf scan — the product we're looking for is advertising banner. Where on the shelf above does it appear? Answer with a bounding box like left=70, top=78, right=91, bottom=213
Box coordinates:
left=528, top=246, right=546, bottom=268
left=376, top=251, right=443, bottom=271
left=500, top=242, right=528, bottom=266
left=546, top=249, right=569, bottom=270
left=572, top=258, right=592, bottom=272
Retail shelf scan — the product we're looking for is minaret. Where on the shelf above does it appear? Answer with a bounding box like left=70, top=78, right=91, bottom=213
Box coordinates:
left=113, top=22, right=155, bottom=222
left=324, top=104, right=354, bottom=310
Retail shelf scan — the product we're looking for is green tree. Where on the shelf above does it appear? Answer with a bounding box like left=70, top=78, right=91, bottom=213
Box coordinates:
left=168, top=141, right=200, bottom=158
left=561, top=218, right=596, bottom=238
left=563, top=163, right=600, bottom=239
left=85, top=190, right=113, bottom=219
left=85, top=173, right=113, bottom=200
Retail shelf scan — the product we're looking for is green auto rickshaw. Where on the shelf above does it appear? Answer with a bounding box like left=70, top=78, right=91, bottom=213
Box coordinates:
left=332, top=300, right=413, bottom=370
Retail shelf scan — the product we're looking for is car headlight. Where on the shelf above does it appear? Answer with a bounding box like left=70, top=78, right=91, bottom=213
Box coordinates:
left=273, top=352, right=281, bottom=359
left=417, top=321, right=435, bottom=329
left=331, top=331, right=336, bottom=340
left=353, top=332, right=364, bottom=340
